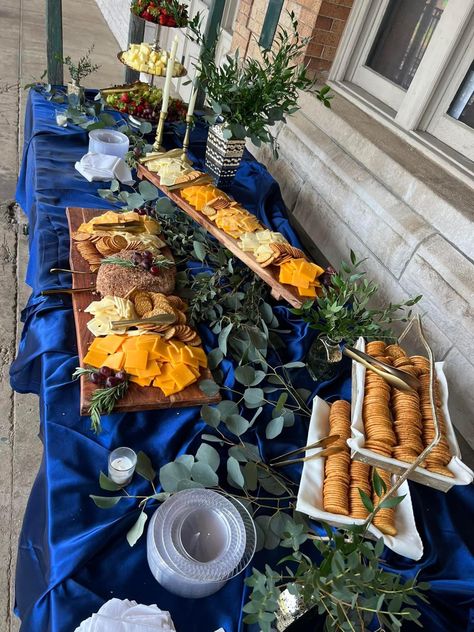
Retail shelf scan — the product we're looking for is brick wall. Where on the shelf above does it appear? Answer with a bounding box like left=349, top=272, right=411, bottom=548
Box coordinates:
left=231, top=0, right=353, bottom=80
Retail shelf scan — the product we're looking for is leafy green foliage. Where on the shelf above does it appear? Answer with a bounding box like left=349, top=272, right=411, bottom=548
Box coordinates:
left=245, top=526, right=430, bottom=632
left=58, top=45, right=100, bottom=85
left=194, top=12, right=332, bottom=154
left=292, top=251, right=422, bottom=345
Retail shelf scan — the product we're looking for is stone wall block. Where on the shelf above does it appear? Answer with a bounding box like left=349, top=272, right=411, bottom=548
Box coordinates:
left=442, top=347, right=474, bottom=449
left=400, top=235, right=474, bottom=358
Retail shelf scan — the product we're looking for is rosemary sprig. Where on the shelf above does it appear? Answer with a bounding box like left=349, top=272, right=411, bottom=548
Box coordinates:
left=72, top=367, right=129, bottom=433
left=100, top=255, right=174, bottom=270
left=100, top=256, right=136, bottom=268
left=88, top=381, right=129, bottom=433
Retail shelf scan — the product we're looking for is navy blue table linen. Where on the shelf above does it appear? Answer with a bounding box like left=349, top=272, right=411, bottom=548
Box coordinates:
left=10, top=90, right=474, bottom=632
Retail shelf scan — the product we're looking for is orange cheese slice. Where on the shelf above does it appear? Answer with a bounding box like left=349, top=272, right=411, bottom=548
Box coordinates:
left=297, top=285, right=317, bottom=297
left=124, top=349, right=149, bottom=370
left=130, top=375, right=153, bottom=387
left=102, top=351, right=125, bottom=371
left=168, top=363, right=197, bottom=389
left=94, top=334, right=125, bottom=355
left=83, top=349, right=109, bottom=368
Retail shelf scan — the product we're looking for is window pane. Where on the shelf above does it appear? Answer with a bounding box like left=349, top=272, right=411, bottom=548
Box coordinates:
left=367, top=0, right=447, bottom=90
left=448, top=61, right=474, bottom=129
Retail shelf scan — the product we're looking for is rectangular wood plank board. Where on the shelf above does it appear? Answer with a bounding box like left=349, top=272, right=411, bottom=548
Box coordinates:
left=136, top=164, right=304, bottom=308
left=66, top=206, right=220, bottom=415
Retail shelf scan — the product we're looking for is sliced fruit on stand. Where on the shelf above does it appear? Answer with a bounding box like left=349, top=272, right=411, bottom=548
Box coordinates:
left=131, top=0, right=189, bottom=27
left=121, top=43, right=185, bottom=77
left=102, top=82, right=187, bottom=122
left=82, top=333, right=208, bottom=397
left=278, top=258, right=325, bottom=297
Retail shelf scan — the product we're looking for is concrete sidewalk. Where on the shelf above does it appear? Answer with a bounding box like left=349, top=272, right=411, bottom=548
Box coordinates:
left=0, top=1, right=123, bottom=629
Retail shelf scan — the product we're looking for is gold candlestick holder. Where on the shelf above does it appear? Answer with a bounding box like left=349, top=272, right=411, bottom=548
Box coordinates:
left=180, top=114, right=194, bottom=164
left=153, top=110, right=168, bottom=152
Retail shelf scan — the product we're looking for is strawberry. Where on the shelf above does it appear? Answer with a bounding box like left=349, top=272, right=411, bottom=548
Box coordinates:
left=120, top=93, right=131, bottom=103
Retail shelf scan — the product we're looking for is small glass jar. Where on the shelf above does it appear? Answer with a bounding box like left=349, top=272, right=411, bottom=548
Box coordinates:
left=306, top=336, right=342, bottom=382
left=108, top=447, right=137, bottom=486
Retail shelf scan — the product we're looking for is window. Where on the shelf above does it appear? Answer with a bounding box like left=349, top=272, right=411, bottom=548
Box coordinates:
left=329, top=0, right=474, bottom=174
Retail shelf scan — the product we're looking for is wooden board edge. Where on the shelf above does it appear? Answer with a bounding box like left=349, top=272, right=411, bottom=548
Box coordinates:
left=137, top=165, right=304, bottom=309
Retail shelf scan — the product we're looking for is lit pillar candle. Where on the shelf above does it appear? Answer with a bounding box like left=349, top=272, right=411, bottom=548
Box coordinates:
left=161, top=35, right=179, bottom=114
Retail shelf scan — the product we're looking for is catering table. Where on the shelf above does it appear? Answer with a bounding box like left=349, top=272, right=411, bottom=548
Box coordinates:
left=10, top=90, right=474, bottom=632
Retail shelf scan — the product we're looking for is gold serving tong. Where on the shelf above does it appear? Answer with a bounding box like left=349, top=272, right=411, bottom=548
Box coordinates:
left=343, top=345, right=420, bottom=392
left=93, top=221, right=143, bottom=232
left=50, top=268, right=93, bottom=275
left=111, top=314, right=176, bottom=327
left=41, top=287, right=95, bottom=295
left=167, top=174, right=214, bottom=191
left=270, top=435, right=343, bottom=468
left=139, top=148, right=184, bottom=164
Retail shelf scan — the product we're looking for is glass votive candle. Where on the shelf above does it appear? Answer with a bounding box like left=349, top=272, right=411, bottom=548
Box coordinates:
left=108, top=447, right=137, bottom=485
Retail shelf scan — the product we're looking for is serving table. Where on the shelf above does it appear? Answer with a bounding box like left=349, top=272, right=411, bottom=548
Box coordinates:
left=10, top=89, right=474, bottom=632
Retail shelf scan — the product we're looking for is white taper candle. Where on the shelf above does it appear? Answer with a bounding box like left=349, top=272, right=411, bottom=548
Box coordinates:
left=161, top=35, right=179, bottom=114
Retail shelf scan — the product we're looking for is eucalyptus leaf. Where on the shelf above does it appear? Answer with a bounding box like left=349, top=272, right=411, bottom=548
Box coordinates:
left=218, top=323, right=233, bottom=355
left=159, top=461, right=191, bottom=492
left=138, top=180, right=159, bottom=201
left=207, top=348, right=223, bottom=370
left=90, top=495, right=122, bottom=509
left=201, top=404, right=221, bottom=428
left=243, top=461, right=258, bottom=490
left=191, top=462, right=219, bottom=487
left=226, top=414, right=249, bottom=436
left=199, top=379, right=220, bottom=397
left=136, top=451, right=156, bottom=482
left=234, top=365, right=256, bottom=386
left=217, top=400, right=239, bottom=419
left=177, top=479, right=205, bottom=491
left=99, top=471, right=122, bottom=491
left=196, top=443, right=220, bottom=471
left=126, top=192, right=145, bottom=209
left=227, top=456, right=245, bottom=488
left=175, top=454, right=194, bottom=470
left=266, top=416, right=284, bottom=439
left=243, top=387, right=264, bottom=406
left=283, top=361, right=306, bottom=369
left=201, top=433, right=224, bottom=444
left=126, top=511, right=148, bottom=547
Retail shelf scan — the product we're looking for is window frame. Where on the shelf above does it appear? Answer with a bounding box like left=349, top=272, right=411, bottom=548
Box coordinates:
left=329, top=0, right=474, bottom=180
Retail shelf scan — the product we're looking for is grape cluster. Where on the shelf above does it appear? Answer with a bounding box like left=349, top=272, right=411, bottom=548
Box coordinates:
left=90, top=367, right=127, bottom=388
left=131, top=250, right=163, bottom=276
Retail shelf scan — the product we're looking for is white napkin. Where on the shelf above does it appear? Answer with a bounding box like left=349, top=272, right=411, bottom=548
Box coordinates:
left=75, top=152, right=135, bottom=185
left=74, top=598, right=176, bottom=632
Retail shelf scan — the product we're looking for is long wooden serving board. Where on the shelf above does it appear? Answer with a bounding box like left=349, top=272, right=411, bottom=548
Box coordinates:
left=137, top=164, right=304, bottom=308
left=66, top=207, right=220, bottom=416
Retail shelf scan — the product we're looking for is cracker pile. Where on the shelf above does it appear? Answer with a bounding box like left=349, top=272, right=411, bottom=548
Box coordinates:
left=361, top=340, right=453, bottom=477
left=128, top=291, right=201, bottom=346
left=322, top=399, right=398, bottom=535
left=73, top=211, right=166, bottom=272
left=323, top=400, right=351, bottom=516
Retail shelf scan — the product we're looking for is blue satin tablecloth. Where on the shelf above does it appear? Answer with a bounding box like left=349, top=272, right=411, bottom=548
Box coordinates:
left=11, top=90, right=474, bottom=632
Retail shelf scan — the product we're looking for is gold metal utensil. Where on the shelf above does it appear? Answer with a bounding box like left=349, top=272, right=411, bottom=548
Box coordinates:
left=343, top=345, right=420, bottom=392
left=270, top=434, right=340, bottom=464
left=111, top=314, right=176, bottom=327
left=272, top=445, right=344, bottom=468
left=41, top=287, right=96, bottom=295
left=50, top=268, right=94, bottom=275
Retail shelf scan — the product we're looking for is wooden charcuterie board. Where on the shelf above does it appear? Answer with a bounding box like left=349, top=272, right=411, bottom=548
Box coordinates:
left=66, top=206, right=220, bottom=416
left=136, top=164, right=304, bottom=308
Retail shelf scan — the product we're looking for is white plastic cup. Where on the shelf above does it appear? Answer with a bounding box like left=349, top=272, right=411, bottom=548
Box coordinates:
left=88, top=129, right=130, bottom=158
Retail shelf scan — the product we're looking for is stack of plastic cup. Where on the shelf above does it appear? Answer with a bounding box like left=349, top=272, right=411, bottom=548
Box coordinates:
left=147, top=489, right=256, bottom=598
left=88, top=129, right=130, bottom=158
